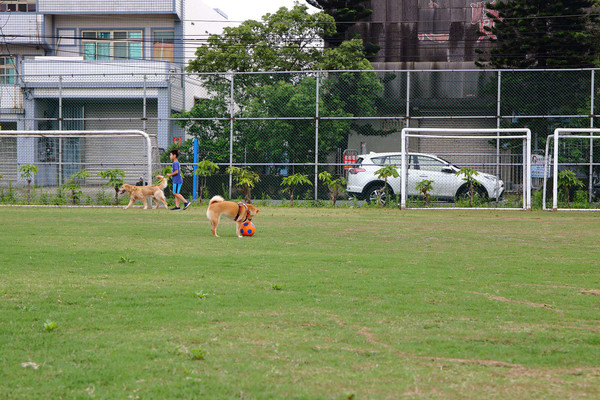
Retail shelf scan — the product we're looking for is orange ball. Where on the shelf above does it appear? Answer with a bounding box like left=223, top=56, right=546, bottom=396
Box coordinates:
left=240, top=221, right=255, bottom=237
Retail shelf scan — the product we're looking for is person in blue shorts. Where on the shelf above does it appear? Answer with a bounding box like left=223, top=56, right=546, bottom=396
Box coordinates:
left=167, top=149, right=190, bottom=211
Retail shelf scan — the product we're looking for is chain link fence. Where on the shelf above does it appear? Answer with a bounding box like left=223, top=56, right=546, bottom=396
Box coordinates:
left=1, top=68, right=600, bottom=206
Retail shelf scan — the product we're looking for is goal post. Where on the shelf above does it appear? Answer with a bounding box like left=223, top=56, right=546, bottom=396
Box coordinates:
left=0, top=130, right=159, bottom=198
left=399, top=128, right=532, bottom=210
left=543, top=128, right=600, bottom=211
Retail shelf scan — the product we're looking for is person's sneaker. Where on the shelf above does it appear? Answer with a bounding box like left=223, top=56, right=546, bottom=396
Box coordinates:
left=183, top=202, right=191, bottom=210
left=170, top=206, right=181, bottom=211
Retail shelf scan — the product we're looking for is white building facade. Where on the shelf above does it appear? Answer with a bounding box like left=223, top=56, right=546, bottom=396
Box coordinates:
left=0, top=0, right=227, bottom=184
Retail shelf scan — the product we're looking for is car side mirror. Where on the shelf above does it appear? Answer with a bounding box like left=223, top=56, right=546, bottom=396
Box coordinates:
left=441, top=167, right=454, bottom=174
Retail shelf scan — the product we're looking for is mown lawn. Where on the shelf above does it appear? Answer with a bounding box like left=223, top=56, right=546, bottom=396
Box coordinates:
left=1, top=206, right=599, bottom=399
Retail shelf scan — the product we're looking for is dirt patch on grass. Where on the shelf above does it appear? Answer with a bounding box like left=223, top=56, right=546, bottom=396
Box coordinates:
left=581, top=289, right=600, bottom=296
left=355, top=326, right=525, bottom=369
left=355, top=324, right=600, bottom=384
left=471, top=291, right=560, bottom=311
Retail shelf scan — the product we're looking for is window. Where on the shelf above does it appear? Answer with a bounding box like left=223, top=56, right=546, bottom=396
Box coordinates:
left=386, top=155, right=403, bottom=166
left=153, top=30, right=174, bottom=62
left=415, top=155, right=447, bottom=172
left=0, top=56, right=16, bottom=84
left=0, top=0, right=36, bottom=12
left=371, top=157, right=386, bottom=166
left=81, top=30, right=143, bottom=60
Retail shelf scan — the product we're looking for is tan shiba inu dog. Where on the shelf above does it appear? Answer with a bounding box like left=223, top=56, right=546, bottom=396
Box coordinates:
left=206, top=195, right=260, bottom=237
left=119, top=176, right=168, bottom=209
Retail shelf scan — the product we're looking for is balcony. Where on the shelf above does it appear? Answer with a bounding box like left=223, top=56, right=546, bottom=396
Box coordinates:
left=0, top=13, right=49, bottom=46
left=38, top=0, right=182, bottom=20
left=21, top=58, right=182, bottom=88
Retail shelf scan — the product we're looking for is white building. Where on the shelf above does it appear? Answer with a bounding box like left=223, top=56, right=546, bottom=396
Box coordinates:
left=0, top=0, right=227, bottom=184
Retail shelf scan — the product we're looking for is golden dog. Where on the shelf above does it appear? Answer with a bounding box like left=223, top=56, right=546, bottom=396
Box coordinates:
left=206, top=195, right=260, bottom=237
left=119, top=175, right=168, bottom=209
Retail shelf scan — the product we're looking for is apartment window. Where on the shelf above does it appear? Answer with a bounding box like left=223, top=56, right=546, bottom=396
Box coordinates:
left=153, top=30, right=174, bottom=62
left=0, top=57, right=16, bottom=84
left=82, top=30, right=143, bottom=60
left=0, top=0, right=36, bottom=12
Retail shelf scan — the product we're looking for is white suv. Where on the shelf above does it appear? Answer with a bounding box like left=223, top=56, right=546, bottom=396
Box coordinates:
left=347, top=152, right=504, bottom=202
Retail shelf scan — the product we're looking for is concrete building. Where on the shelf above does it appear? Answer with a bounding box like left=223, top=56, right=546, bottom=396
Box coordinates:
left=0, top=0, right=227, bottom=184
left=350, top=0, right=497, bottom=70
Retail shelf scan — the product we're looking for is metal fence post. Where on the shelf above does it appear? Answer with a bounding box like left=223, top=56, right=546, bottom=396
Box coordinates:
left=229, top=73, right=234, bottom=199
left=496, top=71, right=502, bottom=200
left=143, top=74, right=147, bottom=133
left=58, top=75, right=63, bottom=186
left=402, top=71, right=410, bottom=209
left=589, top=70, right=595, bottom=202
left=193, top=138, right=198, bottom=200
left=315, top=72, right=320, bottom=201
left=405, top=70, right=411, bottom=129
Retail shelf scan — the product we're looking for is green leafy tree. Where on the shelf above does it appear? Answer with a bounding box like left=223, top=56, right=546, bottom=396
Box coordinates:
left=374, top=164, right=399, bottom=207
left=281, top=173, right=312, bottom=206
left=476, top=0, right=599, bottom=68
left=194, top=160, right=219, bottom=203
left=97, top=169, right=126, bottom=205
left=188, top=5, right=337, bottom=73
left=18, top=163, right=39, bottom=204
left=557, top=170, right=585, bottom=206
left=160, top=140, right=195, bottom=164
left=456, top=168, right=481, bottom=206
left=416, top=179, right=434, bottom=206
left=226, top=166, right=260, bottom=203
left=60, top=170, right=92, bottom=205
left=179, top=5, right=385, bottom=171
left=318, top=171, right=346, bottom=206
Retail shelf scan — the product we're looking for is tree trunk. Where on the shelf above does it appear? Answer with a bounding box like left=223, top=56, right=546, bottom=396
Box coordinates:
left=469, top=183, right=474, bottom=206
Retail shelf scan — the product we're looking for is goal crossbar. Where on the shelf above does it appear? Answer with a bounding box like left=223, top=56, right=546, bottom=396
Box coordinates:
left=0, top=130, right=154, bottom=182
left=400, top=128, right=532, bottom=210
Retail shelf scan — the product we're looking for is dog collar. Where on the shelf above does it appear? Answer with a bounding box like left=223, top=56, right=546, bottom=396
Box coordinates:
left=234, top=202, right=249, bottom=222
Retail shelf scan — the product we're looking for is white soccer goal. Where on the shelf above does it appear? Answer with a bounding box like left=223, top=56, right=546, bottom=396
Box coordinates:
left=542, top=128, right=600, bottom=211
left=399, top=128, right=532, bottom=210
left=0, top=130, right=160, bottom=202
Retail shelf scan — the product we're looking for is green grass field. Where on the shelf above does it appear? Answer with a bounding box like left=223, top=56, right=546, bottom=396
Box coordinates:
left=1, top=206, right=599, bottom=399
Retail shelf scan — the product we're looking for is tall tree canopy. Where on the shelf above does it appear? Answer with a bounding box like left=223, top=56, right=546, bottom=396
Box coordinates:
left=187, top=4, right=339, bottom=73
left=476, top=0, right=600, bottom=68
left=180, top=4, right=384, bottom=168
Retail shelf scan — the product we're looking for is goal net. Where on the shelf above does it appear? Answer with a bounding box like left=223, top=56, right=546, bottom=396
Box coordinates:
left=0, top=130, right=160, bottom=204
left=398, top=128, right=531, bottom=210
left=542, top=128, right=600, bottom=211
